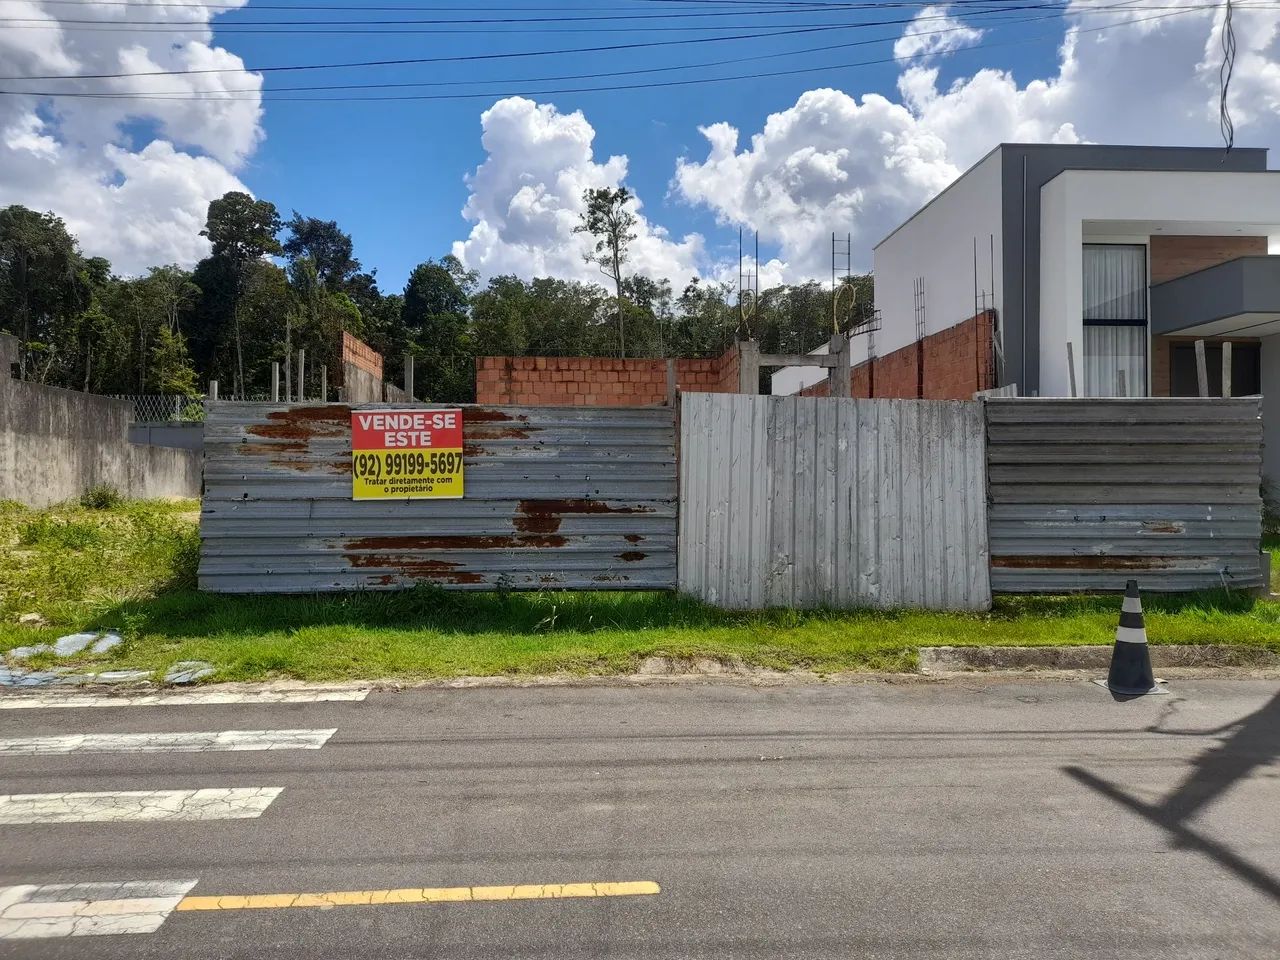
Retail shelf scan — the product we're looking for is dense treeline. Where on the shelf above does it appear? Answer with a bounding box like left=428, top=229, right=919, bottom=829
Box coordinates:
left=0, top=191, right=871, bottom=403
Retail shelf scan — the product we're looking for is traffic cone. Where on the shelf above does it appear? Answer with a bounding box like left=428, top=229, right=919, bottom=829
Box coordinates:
left=1105, top=579, right=1165, bottom=696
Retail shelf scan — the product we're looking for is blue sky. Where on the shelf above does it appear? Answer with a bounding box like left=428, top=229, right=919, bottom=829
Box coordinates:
left=205, top=1, right=1066, bottom=290
left=2, top=1, right=1271, bottom=289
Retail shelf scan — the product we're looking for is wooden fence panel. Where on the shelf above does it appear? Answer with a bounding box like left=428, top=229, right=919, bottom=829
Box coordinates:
left=679, top=394, right=990, bottom=610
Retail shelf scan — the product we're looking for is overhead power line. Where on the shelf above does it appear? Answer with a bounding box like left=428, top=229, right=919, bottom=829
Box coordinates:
left=0, top=16, right=1012, bottom=95
left=8, top=1, right=1262, bottom=33
left=0, top=8, right=1057, bottom=81
left=0, top=8, right=1206, bottom=102
left=23, top=0, right=1077, bottom=9
left=1, top=5, right=1068, bottom=35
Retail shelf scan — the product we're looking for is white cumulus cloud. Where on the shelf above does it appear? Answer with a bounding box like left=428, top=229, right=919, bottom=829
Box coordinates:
left=451, top=97, right=704, bottom=285
left=674, top=0, right=1280, bottom=280
left=0, top=0, right=264, bottom=273
left=894, top=4, right=984, bottom=62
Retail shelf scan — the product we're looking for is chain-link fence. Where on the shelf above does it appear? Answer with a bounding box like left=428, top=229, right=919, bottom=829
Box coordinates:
left=110, top=395, right=206, bottom=423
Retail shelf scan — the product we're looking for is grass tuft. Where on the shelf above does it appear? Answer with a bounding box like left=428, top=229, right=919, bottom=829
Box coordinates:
left=1, top=500, right=1277, bottom=684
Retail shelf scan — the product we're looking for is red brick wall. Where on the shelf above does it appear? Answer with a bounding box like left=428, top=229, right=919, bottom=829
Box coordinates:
left=475, top=345, right=742, bottom=406
left=341, top=331, right=383, bottom=379
left=797, top=311, right=996, bottom=400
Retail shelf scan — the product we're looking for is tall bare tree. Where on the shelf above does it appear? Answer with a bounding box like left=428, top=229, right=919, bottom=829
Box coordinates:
left=574, top=187, right=636, bottom=358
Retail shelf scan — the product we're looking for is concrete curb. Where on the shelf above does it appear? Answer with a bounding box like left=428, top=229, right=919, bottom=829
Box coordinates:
left=919, top=644, right=1280, bottom=674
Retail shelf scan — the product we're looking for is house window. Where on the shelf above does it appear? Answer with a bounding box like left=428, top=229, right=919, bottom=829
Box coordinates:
left=1170, top=342, right=1261, bottom=397
left=1082, top=244, right=1147, bottom=397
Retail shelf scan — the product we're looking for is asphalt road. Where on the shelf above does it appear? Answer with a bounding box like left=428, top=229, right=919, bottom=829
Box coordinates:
left=1, top=677, right=1277, bottom=959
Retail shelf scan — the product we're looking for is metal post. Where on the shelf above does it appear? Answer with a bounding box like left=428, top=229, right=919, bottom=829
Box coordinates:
left=271, top=363, right=280, bottom=402
left=321, top=365, right=328, bottom=402
left=297, top=349, right=306, bottom=402
left=736, top=340, right=760, bottom=395
left=1066, top=343, right=1077, bottom=398
left=404, top=354, right=415, bottom=401
left=827, top=333, right=851, bottom=398
left=1194, top=339, right=1209, bottom=398
left=1222, top=341, right=1233, bottom=398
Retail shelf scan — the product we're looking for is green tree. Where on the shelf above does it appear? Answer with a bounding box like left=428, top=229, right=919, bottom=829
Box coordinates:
left=401, top=256, right=478, bottom=402
left=282, top=213, right=360, bottom=289
left=0, top=205, right=91, bottom=381
left=149, top=325, right=199, bottom=396
left=574, top=187, right=637, bottom=357
left=671, top=277, right=734, bottom=358
left=200, top=192, right=282, bottom=396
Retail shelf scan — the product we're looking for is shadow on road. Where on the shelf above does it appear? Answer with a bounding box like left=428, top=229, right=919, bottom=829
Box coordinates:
left=1064, top=690, right=1280, bottom=902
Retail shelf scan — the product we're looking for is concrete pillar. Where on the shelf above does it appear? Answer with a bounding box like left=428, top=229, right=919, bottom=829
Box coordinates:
left=404, top=354, right=415, bottom=401
left=1261, top=335, right=1280, bottom=493
left=271, top=363, right=280, bottom=402
left=827, top=333, right=851, bottom=398
left=297, top=349, right=306, bottom=402
left=737, top=340, right=760, bottom=395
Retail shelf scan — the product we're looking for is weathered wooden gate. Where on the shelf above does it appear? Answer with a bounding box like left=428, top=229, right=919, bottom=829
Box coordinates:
left=200, top=402, right=677, bottom=592
left=678, top=394, right=991, bottom=610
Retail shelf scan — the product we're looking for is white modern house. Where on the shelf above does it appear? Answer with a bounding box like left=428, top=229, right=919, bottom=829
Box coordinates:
left=774, top=143, right=1280, bottom=483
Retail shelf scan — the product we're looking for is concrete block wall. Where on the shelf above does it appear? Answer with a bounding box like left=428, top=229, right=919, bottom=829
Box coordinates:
left=0, top=371, right=202, bottom=508
left=338, top=332, right=384, bottom=404
left=798, top=311, right=996, bottom=400
left=475, top=344, right=742, bottom=406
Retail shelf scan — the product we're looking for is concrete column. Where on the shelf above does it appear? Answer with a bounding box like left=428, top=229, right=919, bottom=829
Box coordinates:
left=271, top=363, right=280, bottom=402
left=297, top=349, right=306, bottom=402
left=826, top=333, right=851, bottom=398
left=404, top=354, right=415, bottom=401
left=1261, top=335, right=1280, bottom=493
left=737, top=340, right=760, bottom=395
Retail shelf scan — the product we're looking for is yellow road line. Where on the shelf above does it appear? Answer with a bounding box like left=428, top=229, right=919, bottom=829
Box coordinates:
left=175, top=881, right=659, bottom=913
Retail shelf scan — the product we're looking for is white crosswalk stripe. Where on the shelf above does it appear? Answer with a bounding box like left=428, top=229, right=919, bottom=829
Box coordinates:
left=0, top=688, right=356, bottom=938
left=0, top=729, right=337, bottom=755
left=0, top=788, right=283, bottom=824
left=0, top=880, right=199, bottom=939
left=0, top=689, right=368, bottom=709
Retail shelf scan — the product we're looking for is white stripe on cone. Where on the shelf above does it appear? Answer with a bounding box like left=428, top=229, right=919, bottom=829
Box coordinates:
left=1115, top=625, right=1149, bottom=644
left=1122, top=596, right=1143, bottom=614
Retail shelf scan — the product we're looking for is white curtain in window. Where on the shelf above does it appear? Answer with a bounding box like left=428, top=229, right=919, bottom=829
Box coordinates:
left=1083, top=245, right=1147, bottom=321
left=1084, top=325, right=1147, bottom=397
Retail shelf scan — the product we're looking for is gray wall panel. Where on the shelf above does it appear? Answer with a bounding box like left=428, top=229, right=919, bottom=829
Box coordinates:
left=200, top=402, right=677, bottom=593
left=986, top=397, right=1264, bottom=592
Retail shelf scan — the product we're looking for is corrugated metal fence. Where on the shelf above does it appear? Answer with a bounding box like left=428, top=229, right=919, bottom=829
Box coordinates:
left=987, top=397, right=1264, bottom=592
left=679, top=394, right=991, bottom=610
left=200, top=402, right=677, bottom=592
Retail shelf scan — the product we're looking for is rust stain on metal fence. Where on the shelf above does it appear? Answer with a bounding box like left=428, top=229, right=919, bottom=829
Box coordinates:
left=345, top=534, right=569, bottom=551
left=235, top=441, right=308, bottom=455
left=345, top=554, right=486, bottom=585
left=991, top=555, right=1177, bottom=570
left=514, top=498, right=655, bottom=535
left=200, top=402, right=677, bottom=593
left=248, top=405, right=350, bottom=441
left=1140, top=521, right=1185, bottom=535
